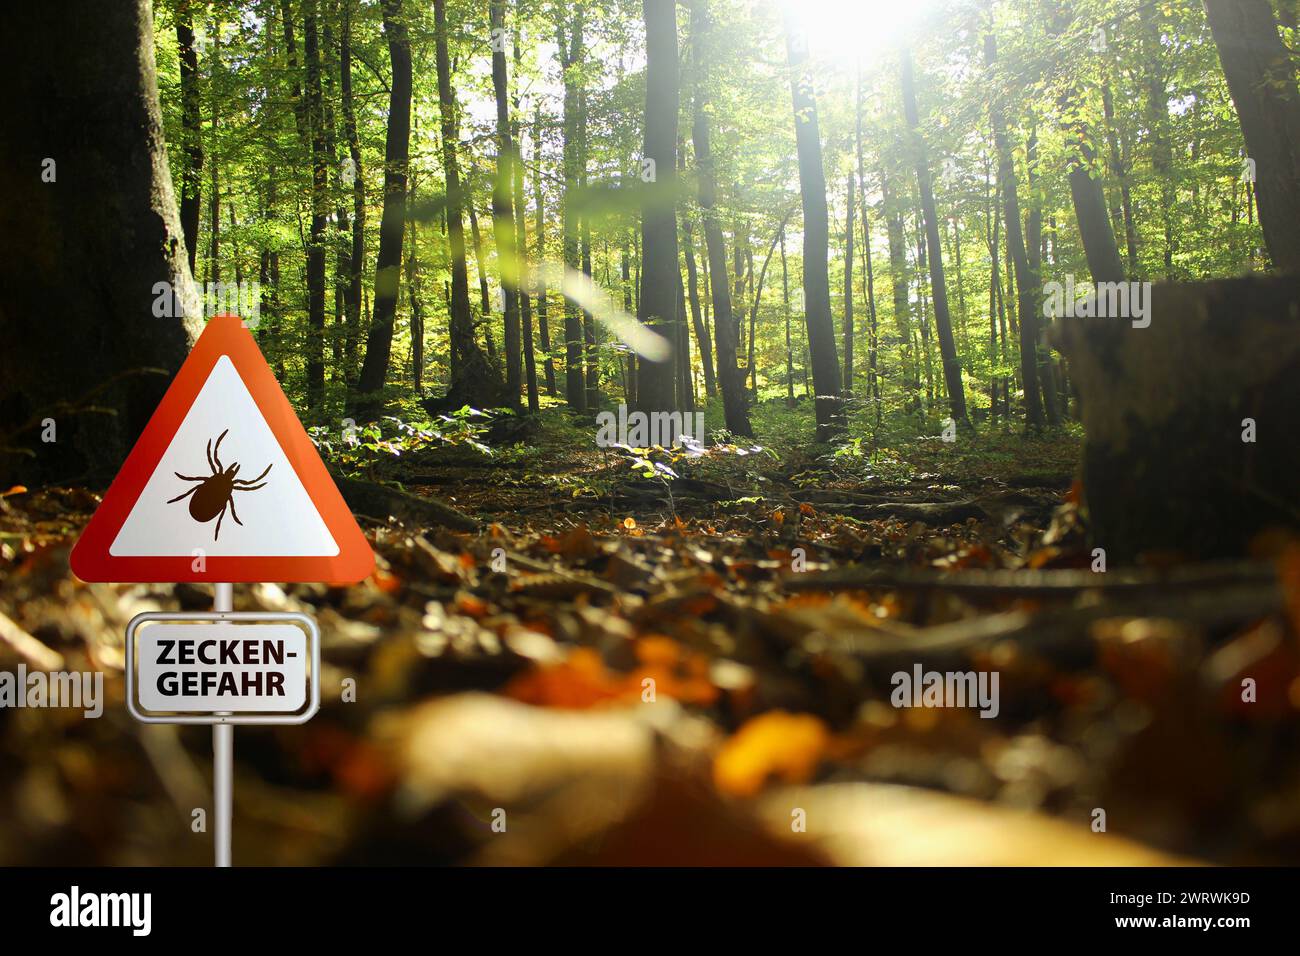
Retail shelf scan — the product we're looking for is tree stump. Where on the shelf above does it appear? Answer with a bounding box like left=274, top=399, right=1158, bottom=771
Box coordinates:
left=1053, top=275, right=1300, bottom=562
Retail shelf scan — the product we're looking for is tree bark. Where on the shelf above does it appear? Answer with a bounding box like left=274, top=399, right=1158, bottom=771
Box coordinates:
left=692, top=0, right=751, bottom=436
left=1054, top=275, right=1300, bottom=559
left=303, top=4, right=328, bottom=410
left=354, top=0, right=412, bottom=416
left=785, top=16, right=845, bottom=439
left=533, top=112, right=557, bottom=396
left=431, top=0, right=497, bottom=407
left=636, top=0, right=681, bottom=416
left=556, top=9, right=586, bottom=411
left=1204, top=0, right=1300, bottom=272
left=882, top=164, right=918, bottom=413
left=0, top=0, right=200, bottom=485
left=682, top=213, right=716, bottom=396
left=512, top=21, right=540, bottom=414
left=985, top=32, right=1044, bottom=428
left=176, top=0, right=203, bottom=274
left=1047, top=3, right=1126, bottom=284
left=491, top=0, right=522, bottom=407
left=843, top=173, right=855, bottom=393
left=900, top=46, right=968, bottom=428
left=340, top=0, right=365, bottom=387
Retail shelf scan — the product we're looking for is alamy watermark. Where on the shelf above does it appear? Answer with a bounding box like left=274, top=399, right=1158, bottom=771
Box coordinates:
left=153, top=279, right=261, bottom=328
left=1043, top=275, right=1151, bottom=328
left=595, top=403, right=706, bottom=450
left=890, top=665, right=1000, bottom=719
left=1, top=666, right=104, bottom=718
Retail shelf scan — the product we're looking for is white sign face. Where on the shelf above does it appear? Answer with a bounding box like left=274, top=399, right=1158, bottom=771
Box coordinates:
left=110, top=355, right=339, bottom=558
left=135, top=622, right=308, bottom=715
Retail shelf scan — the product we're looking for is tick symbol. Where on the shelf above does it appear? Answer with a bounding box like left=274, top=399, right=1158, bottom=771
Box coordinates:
left=168, top=429, right=272, bottom=540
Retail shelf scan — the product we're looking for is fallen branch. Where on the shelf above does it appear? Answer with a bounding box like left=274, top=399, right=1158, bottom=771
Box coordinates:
left=332, top=472, right=479, bottom=533
left=778, top=560, right=1278, bottom=597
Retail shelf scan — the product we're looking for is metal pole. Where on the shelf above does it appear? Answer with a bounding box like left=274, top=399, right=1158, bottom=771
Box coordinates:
left=213, top=582, right=233, bottom=867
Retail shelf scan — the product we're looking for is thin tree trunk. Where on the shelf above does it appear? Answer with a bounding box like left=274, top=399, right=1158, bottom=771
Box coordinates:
left=682, top=213, right=716, bottom=396
left=900, top=46, right=968, bottom=428
left=432, top=0, right=496, bottom=405
left=882, top=165, right=917, bottom=413
left=635, top=0, right=680, bottom=415
left=354, top=0, right=412, bottom=414
left=512, top=19, right=539, bottom=414
left=1047, top=3, right=1126, bottom=283
left=785, top=15, right=845, bottom=439
left=691, top=0, right=751, bottom=435
left=855, top=63, right=880, bottom=417
left=985, top=31, right=1044, bottom=428
left=491, top=0, right=521, bottom=407
left=843, top=173, right=855, bottom=393
left=340, top=0, right=365, bottom=387
left=176, top=1, right=202, bottom=274
left=406, top=186, right=424, bottom=392
left=533, top=113, right=557, bottom=396
left=746, top=209, right=793, bottom=399
left=304, top=4, right=328, bottom=409
left=556, top=8, right=586, bottom=411
left=781, top=229, right=795, bottom=406
left=1101, top=79, right=1139, bottom=274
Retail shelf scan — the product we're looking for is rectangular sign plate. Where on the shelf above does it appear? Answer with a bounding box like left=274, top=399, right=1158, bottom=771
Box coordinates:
left=126, top=612, right=320, bottom=724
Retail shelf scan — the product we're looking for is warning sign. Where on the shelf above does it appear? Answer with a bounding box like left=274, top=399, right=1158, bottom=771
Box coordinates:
left=71, top=314, right=372, bottom=583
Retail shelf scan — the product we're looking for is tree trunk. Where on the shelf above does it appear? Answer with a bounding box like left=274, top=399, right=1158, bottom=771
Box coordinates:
left=406, top=189, right=424, bottom=392
left=431, top=0, right=497, bottom=407
left=1140, top=2, right=1176, bottom=278
left=746, top=211, right=792, bottom=398
left=882, top=165, right=918, bottom=413
left=534, top=113, right=557, bottom=396
left=636, top=0, right=681, bottom=416
left=491, top=0, right=522, bottom=407
left=1101, top=79, right=1138, bottom=275
left=900, top=46, right=968, bottom=428
left=785, top=16, right=845, bottom=440
left=692, top=0, right=751, bottom=436
left=781, top=229, right=795, bottom=406
left=1025, top=126, right=1060, bottom=426
left=843, top=173, right=855, bottom=394
left=1054, top=275, right=1300, bottom=559
left=557, top=11, right=586, bottom=411
left=985, top=32, right=1044, bottom=428
left=354, top=0, right=412, bottom=416
left=304, top=4, right=328, bottom=410
left=0, top=0, right=200, bottom=485
left=855, top=64, right=880, bottom=418
left=682, top=214, right=716, bottom=396
left=512, top=24, right=539, bottom=414
left=340, top=0, right=366, bottom=388
left=1047, top=3, right=1125, bottom=284
left=1204, top=0, right=1300, bottom=272
left=176, top=1, right=202, bottom=274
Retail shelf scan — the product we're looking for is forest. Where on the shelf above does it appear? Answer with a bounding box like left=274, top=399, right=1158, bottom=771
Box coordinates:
left=1, top=0, right=1299, bottom=868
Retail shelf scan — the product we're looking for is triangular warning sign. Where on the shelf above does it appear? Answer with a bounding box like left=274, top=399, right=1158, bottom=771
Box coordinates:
left=72, top=315, right=373, bottom=583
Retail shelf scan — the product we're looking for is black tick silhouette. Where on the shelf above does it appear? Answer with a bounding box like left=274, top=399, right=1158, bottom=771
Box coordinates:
left=167, top=429, right=272, bottom=541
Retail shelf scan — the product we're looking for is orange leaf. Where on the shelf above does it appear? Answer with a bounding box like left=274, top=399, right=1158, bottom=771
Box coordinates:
left=713, top=711, right=830, bottom=798
left=1, top=485, right=27, bottom=498
left=370, top=567, right=402, bottom=594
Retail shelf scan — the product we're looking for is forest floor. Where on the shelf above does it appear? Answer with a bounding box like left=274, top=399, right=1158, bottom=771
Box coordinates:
left=2, top=401, right=1299, bottom=865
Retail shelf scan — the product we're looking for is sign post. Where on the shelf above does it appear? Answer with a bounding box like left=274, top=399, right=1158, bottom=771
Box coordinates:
left=214, top=582, right=232, bottom=868
left=71, top=315, right=373, bottom=865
